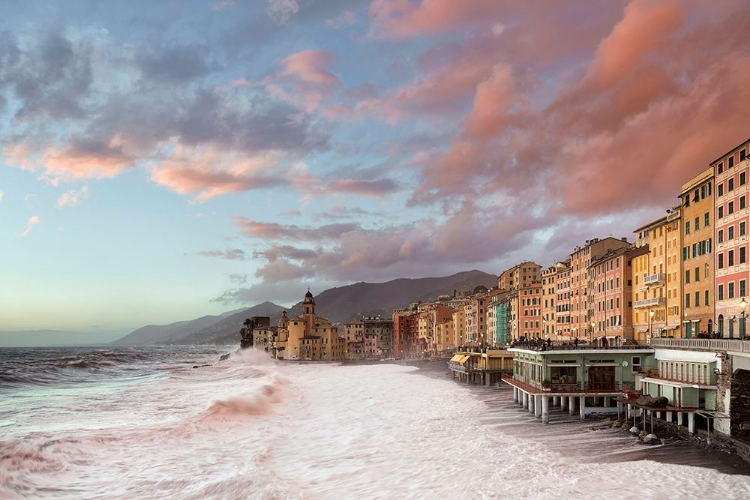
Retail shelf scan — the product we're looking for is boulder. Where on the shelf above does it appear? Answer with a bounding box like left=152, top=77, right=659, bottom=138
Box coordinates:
left=642, top=434, right=661, bottom=445
left=622, top=423, right=631, bottom=430
left=629, top=426, right=640, bottom=435
left=219, top=353, right=231, bottom=361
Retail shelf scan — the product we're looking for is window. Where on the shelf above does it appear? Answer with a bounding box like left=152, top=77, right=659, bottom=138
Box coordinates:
left=719, top=183, right=724, bottom=196
left=742, top=247, right=747, bottom=264
left=718, top=162, right=724, bottom=174
left=729, top=226, right=735, bottom=240
left=685, top=293, right=691, bottom=308
left=729, top=282, right=735, bottom=299
left=729, top=178, right=735, bottom=191
left=742, top=222, right=747, bottom=236
left=685, top=221, right=690, bottom=234
left=695, top=267, right=700, bottom=282
left=719, top=229, right=724, bottom=243
left=742, top=280, right=747, bottom=297
left=719, top=253, right=724, bottom=269
left=705, top=263, right=709, bottom=278
left=632, top=357, right=642, bottom=373
left=685, top=270, right=691, bottom=284
left=695, top=291, right=700, bottom=307
left=706, top=290, right=710, bottom=306
left=742, top=149, right=747, bottom=162
left=684, top=195, right=690, bottom=207
left=705, top=212, right=710, bottom=227
left=742, top=172, right=747, bottom=186
left=719, top=206, right=724, bottom=218
left=683, top=246, right=688, bottom=261
left=729, top=201, right=735, bottom=214
left=695, top=216, right=700, bottom=231
left=742, top=196, right=747, bottom=210
left=729, top=250, right=735, bottom=266
left=729, top=156, right=735, bottom=168
left=719, top=284, right=724, bottom=300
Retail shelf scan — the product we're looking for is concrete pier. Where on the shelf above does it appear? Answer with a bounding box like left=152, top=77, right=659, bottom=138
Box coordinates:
left=568, top=396, right=576, bottom=415
left=579, top=396, right=586, bottom=420
left=534, top=395, right=542, bottom=418
left=542, top=396, right=550, bottom=424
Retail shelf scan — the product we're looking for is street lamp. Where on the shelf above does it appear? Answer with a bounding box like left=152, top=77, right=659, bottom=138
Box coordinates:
left=741, top=297, right=747, bottom=340
left=649, top=310, right=655, bottom=339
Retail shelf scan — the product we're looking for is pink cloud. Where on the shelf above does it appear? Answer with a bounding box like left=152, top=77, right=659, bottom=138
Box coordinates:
left=369, top=0, right=506, bottom=38
left=21, top=216, right=42, bottom=237
left=280, top=50, right=341, bottom=88
left=150, top=148, right=286, bottom=202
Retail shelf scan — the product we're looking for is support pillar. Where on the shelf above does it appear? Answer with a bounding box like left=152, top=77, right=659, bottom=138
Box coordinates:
left=627, top=404, right=632, bottom=419
left=604, top=396, right=611, bottom=407
left=579, top=396, right=586, bottom=420
left=535, top=395, right=542, bottom=418
left=666, top=411, right=672, bottom=423
left=485, top=373, right=491, bottom=387
left=568, top=396, right=576, bottom=415
left=617, top=401, right=623, bottom=420
left=523, top=392, right=529, bottom=409
left=542, top=396, right=550, bottom=424
left=677, top=412, right=683, bottom=426
left=529, top=393, right=535, bottom=414
left=688, top=413, right=695, bottom=434
left=553, top=396, right=560, bottom=407
left=561, top=396, right=568, bottom=411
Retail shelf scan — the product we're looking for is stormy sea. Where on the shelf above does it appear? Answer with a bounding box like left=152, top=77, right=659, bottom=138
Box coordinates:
left=2, top=346, right=750, bottom=499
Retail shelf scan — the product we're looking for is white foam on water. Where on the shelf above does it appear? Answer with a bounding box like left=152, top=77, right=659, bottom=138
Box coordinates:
left=1, top=354, right=749, bottom=499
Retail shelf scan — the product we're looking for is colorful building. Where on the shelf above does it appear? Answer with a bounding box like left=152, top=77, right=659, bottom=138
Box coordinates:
left=713, top=139, right=750, bottom=338
left=680, top=167, right=715, bottom=338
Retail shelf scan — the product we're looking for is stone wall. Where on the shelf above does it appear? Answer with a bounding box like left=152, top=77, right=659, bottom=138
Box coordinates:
left=730, top=368, right=750, bottom=437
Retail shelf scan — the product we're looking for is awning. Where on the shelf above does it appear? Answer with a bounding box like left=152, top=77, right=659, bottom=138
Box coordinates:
left=547, top=363, right=581, bottom=367
left=662, top=325, right=679, bottom=331
left=637, top=328, right=649, bottom=333
left=449, top=354, right=462, bottom=363
left=458, top=355, right=470, bottom=364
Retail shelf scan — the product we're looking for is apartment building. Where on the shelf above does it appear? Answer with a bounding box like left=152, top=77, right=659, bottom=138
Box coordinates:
left=590, top=246, right=635, bottom=341
left=713, top=139, right=750, bottom=338
left=680, top=167, right=715, bottom=338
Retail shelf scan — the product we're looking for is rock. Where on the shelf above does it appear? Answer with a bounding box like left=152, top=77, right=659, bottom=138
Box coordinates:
left=622, top=423, right=631, bottom=430
left=219, top=353, right=231, bottom=361
left=639, top=430, right=649, bottom=438
left=611, top=421, right=621, bottom=428
left=192, top=363, right=211, bottom=368
left=630, top=426, right=640, bottom=435
left=642, top=434, right=661, bottom=445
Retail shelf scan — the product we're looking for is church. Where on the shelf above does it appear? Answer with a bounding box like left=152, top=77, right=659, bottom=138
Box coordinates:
left=253, top=290, right=345, bottom=361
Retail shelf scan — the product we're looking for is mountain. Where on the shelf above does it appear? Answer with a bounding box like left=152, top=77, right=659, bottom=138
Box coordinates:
left=179, top=270, right=496, bottom=345
left=0, top=330, right=126, bottom=347
left=296, top=270, right=498, bottom=323
left=166, top=301, right=287, bottom=345
left=112, top=306, right=261, bottom=345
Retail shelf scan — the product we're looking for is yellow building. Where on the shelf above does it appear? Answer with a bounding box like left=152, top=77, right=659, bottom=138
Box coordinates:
left=680, top=167, right=715, bottom=338
left=285, top=290, right=345, bottom=361
left=632, top=207, right=682, bottom=342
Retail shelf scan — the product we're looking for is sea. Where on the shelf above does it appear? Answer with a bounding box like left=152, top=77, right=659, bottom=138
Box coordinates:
left=1, top=346, right=750, bottom=500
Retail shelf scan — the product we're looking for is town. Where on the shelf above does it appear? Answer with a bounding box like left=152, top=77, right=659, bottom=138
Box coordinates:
left=244, top=137, right=750, bottom=457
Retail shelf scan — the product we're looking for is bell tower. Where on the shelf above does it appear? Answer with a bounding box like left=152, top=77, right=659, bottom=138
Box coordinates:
left=303, top=288, right=315, bottom=336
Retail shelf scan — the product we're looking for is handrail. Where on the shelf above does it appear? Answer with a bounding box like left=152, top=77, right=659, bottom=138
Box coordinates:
left=650, top=338, right=750, bottom=353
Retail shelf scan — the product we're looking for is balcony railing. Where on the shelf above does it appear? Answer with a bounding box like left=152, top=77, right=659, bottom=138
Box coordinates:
left=650, top=337, right=750, bottom=354
left=633, top=297, right=666, bottom=308
left=643, top=273, right=666, bottom=286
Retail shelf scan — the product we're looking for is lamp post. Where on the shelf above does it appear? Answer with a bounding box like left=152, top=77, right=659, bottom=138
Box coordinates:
left=590, top=321, right=595, bottom=345
left=649, top=310, right=655, bottom=340
left=741, top=297, right=747, bottom=340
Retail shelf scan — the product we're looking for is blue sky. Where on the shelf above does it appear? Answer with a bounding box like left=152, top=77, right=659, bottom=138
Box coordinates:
left=1, top=0, right=749, bottom=335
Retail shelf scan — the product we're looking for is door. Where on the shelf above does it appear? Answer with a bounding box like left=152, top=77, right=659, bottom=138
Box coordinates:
left=588, top=366, right=616, bottom=391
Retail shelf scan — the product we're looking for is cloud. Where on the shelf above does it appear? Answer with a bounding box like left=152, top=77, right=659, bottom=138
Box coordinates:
left=198, top=248, right=247, bottom=260
left=267, top=0, right=299, bottom=25
left=326, top=10, right=358, bottom=29
left=228, top=273, right=248, bottom=284
left=279, top=50, right=341, bottom=88
left=0, top=191, right=4, bottom=203
left=21, top=216, right=41, bottom=237
left=237, top=218, right=360, bottom=241
left=136, top=44, right=211, bottom=84
left=56, top=185, right=89, bottom=209
left=149, top=147, right=287, bottom=202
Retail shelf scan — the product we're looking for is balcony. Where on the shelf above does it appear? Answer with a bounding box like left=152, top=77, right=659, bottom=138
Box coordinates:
left=643, top=273, right=666, bottom=286
left=633, top=297, right=666, bottom=308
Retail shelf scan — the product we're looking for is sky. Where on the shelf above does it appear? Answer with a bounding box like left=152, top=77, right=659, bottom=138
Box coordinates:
left=2, top=0, right=750, bottom=336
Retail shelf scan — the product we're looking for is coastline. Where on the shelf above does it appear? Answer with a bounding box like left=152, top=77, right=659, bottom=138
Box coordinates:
left=403, top=359, right=750, bottom=476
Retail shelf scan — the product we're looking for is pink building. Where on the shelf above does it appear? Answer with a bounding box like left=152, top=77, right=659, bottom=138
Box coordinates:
left=713, top=139, right=750, bottom=338
left=519, top=283, right=542, bottom=340
left=590, top=246, right=635, bottom=341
